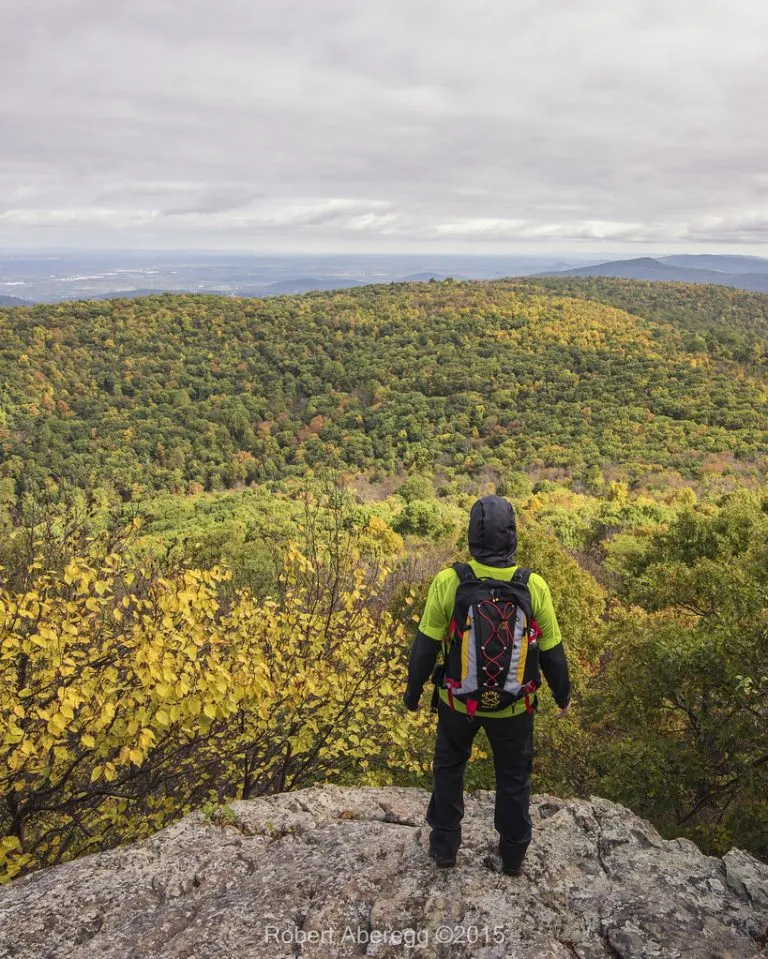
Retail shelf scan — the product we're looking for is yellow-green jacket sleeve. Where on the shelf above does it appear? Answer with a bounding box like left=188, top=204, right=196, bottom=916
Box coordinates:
left=417, top=569, right=454, bottom=642
left=529, top=573, right=562, bottom=651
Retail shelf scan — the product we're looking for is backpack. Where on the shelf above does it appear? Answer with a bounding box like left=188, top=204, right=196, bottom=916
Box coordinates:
left=436, top=562, right=541, bottom=717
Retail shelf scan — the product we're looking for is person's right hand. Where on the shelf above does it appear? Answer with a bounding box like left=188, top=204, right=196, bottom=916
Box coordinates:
left=403, top=691, right=421, bottom=712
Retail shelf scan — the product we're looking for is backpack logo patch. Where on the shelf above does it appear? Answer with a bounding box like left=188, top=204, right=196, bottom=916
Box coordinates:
left=481, top=690, right=501, bottom=710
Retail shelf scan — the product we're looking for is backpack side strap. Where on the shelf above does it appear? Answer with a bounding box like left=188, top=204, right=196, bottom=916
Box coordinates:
left=451, top=562, right=477, bottom=585
left=512, top=566, right=532, bottom=586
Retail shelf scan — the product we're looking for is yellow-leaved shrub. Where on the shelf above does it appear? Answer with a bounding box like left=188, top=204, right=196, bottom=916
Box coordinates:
left=0, top=538, right=424, bottom=880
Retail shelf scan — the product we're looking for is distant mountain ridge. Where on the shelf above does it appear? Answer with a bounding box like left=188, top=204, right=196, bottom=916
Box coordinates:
left=397, top=271, right=459, bottom=283
left=540, top=254, right=768, bottom=292
left=4, top=252, right=768, bottom=303
left=660, top=254, right=768, bottom=275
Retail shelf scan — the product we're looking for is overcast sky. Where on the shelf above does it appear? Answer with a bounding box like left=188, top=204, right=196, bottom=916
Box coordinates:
left=1, top=0, right=767, bottom=254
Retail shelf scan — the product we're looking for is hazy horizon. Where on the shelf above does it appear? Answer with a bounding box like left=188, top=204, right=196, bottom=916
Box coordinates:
left=4, top=247, right=768, bottom=305
left=2, top=245, right=768, bottom=259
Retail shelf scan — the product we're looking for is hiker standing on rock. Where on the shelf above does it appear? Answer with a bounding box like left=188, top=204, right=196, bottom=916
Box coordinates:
left=403, top=495, right=571, bottom=875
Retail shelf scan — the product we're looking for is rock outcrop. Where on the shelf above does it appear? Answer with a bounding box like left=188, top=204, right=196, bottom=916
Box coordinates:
left=1, top=786, right=767, bottom=959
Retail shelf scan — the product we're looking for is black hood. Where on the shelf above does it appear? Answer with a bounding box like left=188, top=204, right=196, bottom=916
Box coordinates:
left=468, top=495, right=517, bottom=566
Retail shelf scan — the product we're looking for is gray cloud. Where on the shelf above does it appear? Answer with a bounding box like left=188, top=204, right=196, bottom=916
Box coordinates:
left=1, top=0, right=767, bottom=251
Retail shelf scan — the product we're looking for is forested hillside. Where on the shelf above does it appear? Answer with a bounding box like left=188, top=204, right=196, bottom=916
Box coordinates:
left=1, top=279, right=767, bottom=496
left=1, top=278, right=766, bottom=882
left=525, top=276, right=768, bottom=359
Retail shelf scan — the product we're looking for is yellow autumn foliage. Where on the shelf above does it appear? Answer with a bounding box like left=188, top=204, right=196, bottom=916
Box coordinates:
left=0, top=540, right=425, bottom=881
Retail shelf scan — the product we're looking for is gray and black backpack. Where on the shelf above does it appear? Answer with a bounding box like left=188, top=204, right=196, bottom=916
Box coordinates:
left=436, top=562, right=541, bottom=717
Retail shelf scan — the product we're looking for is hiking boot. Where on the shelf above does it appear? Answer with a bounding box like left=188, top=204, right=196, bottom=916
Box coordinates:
left=499, top=840, right=524, bottom=876
left=429, top=845, right=457, bottom=868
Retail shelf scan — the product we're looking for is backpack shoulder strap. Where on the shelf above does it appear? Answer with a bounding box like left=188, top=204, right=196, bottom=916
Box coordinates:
left=451, top=562, right=477, bottom=585
left=512, top=566, right=532, bottom=586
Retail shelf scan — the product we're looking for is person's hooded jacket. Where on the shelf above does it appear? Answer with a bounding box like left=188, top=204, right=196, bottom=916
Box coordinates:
left=403, top=494, right=570, bottom=712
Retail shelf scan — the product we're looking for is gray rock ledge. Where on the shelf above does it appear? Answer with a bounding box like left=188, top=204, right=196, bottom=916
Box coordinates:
left=1, top=786, right=767, bottom=959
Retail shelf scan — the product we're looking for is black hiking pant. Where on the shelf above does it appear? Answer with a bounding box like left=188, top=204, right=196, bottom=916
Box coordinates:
left=427, top=699, right=534, bottom=870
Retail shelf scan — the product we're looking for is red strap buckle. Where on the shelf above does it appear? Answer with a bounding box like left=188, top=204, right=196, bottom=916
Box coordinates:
left=523, top=680, right=538, bottom=714
left=524, top=694, right=533, bottom=714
